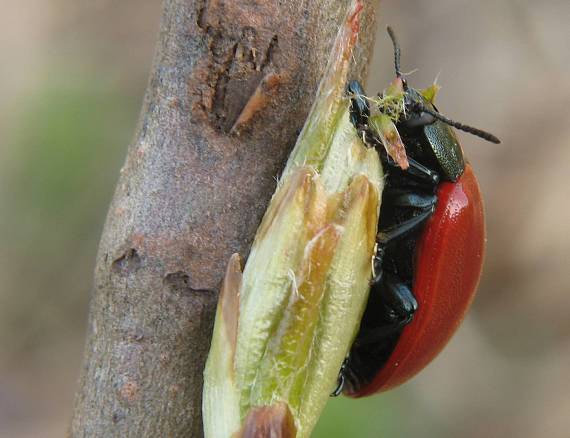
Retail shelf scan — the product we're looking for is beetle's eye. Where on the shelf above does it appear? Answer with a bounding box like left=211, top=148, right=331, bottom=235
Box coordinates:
left=403, top=111, right=436, bottom=128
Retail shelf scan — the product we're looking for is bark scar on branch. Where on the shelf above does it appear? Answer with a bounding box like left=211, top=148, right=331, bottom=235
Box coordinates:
left=195, top=1, right=283, bottom=133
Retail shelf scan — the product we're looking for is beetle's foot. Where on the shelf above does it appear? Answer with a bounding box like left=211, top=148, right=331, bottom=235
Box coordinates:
left=331, top=358, right=348, bottom=397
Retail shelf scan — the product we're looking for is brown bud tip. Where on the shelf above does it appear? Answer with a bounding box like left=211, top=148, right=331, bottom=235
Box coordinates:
left=239, top=402, right=297, bottom=438
left=221, top=253, right=242, bottom=355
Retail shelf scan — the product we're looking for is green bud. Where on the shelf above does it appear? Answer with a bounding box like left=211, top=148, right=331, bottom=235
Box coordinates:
left=203, top=3, right=383, bottom=437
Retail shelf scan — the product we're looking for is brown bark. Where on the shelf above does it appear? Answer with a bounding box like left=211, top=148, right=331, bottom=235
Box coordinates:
left=71, top=0, right=377, bottom=436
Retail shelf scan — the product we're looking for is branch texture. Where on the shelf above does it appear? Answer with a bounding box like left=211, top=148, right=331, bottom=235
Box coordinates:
left=71, top=0, right=377, bottom=436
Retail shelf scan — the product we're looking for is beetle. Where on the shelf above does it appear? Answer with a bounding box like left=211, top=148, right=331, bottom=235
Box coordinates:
left=333, top=27, right=500, bottom=397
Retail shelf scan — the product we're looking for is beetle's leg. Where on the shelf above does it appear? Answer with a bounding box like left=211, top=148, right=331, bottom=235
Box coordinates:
left=371, top=248, right=384, bottom=286
left=384, top=154, right=439, bottom=184
left=372, top=204, right=434, bottom=285
left=385, top=156, right=440, bottom=185
left=377, top=208, right=434, bottom=244
left=356, top=273, right=418, bottom=346
left=383, top=189, right=437, bottom=210
left=407, top=158, right=440, bottom=185
left=381, top=273, right=418, bottom=326
left=331, top=359, right=348, bottom=397
left=332, top=355, right=366, bottom=397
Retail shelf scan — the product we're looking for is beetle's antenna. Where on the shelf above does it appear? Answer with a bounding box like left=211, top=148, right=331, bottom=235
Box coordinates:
left=416, top=104, right=501, bottom=144
left=386, top=26, right=402, bottom=78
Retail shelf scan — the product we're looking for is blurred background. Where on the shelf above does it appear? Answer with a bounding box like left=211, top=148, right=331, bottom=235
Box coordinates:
left=0, top=1, right=568, bottom=437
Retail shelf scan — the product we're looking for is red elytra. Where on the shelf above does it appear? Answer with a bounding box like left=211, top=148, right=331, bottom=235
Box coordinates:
left=353, top=163, right=485, bottom=396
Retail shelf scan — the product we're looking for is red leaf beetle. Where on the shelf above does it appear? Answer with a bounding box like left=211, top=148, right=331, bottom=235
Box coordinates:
left=333, top=27, right=499, bottom=396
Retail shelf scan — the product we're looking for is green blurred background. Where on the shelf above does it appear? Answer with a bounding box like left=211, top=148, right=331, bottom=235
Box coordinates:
left=1, top=1, right=568, bottom=437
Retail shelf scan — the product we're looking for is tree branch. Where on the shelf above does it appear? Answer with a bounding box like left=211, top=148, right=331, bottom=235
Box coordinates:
left=71, top=0, right=377, bottom=436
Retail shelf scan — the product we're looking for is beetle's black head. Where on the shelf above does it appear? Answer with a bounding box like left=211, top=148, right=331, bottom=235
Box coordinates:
left=401, top=88, right=466, bottom=181
left=401, top=88, right=439, bottom=129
